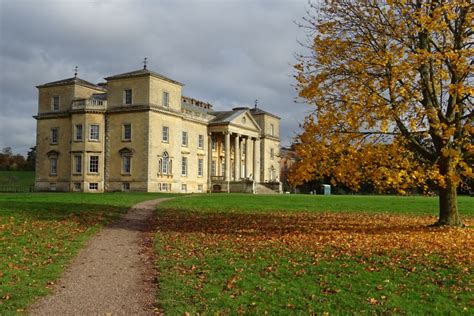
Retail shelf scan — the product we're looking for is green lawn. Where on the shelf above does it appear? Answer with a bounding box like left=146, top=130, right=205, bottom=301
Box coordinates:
left=159, top=193, right=474, bottom=216
left=0, top=171, right=35, bottom=189
left=155, top=194, right=473, bottom=314
left=0, top=192, right=174, bottom=313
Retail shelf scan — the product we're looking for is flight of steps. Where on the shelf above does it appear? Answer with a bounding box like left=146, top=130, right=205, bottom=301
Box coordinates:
left=255, top=183, right=280, bottom=194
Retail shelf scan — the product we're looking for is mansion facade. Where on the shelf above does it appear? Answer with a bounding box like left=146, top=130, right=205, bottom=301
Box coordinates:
left=34, top=67, right=281, bottom=193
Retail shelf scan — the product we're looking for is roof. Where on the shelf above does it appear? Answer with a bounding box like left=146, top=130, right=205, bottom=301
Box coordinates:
left=104, top=68, right=184, bottom=86
left=249, top=106, right=281, bottom=119
left=181, top=102, right=211, bottom=114
left=209, top=110, right=247, bottom=124
left=36, top=77, right=105, bottom=91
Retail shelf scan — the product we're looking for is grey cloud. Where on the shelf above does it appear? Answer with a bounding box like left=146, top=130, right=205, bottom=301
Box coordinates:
left=0, top=0, right=310, bottom=154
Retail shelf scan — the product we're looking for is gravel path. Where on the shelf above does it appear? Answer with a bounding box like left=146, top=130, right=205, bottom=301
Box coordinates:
left=29, top=198, right=170, bottom=315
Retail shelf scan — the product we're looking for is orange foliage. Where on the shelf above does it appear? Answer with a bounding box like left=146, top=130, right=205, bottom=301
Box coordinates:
left=291, top=0, right=473, bottom=225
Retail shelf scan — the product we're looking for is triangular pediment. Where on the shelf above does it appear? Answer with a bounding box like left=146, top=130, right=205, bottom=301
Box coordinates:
left=46, top=150, right=60, bottom=157
left=119, top=147, right=135, bottom=155
left=228, top=111, right=261, bottom=132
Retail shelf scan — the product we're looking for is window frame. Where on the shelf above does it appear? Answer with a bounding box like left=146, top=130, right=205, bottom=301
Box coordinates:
left=74, top=154, right=82, bottom=174
left=51, top=95, right=60, bottom=111
left=181, top=156, right=188, bottom=176
left=211, top=160, right=216, bottom=176
left=197, top=158, right=203, bottom=177
left=89, top=155, right=99, bottom=174
left=73, top=182, right=81, bottom=191
left=75, top=124, right=83, bottom=142
left=162, top=91, right=170, bottom=107
left=159, top=151, right=172, bottom=175
left=89, top=124, right=100, bottom=141
left=182, top=131, right=188, bottom=147
left=122, top=155, right=131, bottom=175
left=50, top=128, right=59, bottom=144
left=124, top=89, right=133, bottom=105
left=123, top=123, right=132, bottom=141
left=50, top=157, right=58, bottom=176
left=122, top=182, right=130, bottom=191
left=198, top=134, right=204, bottom=149
left=89, top=183, right=98, bottom=190
left=162, top=126, right=169, bottom=143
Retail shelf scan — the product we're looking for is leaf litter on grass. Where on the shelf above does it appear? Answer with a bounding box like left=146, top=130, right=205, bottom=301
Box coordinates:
left=155, top=210, right=473, bottom=314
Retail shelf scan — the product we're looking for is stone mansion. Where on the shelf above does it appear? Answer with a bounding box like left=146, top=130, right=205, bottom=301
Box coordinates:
left=34, top=66, right=281, bottom=193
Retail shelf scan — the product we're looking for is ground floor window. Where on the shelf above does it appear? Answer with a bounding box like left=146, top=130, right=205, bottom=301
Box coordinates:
left=122, top=182, right=130, bottom=191
left=122, top=156, right=131, bottom=174
left=198, top=158, right=203, bottom=177
left=73, top=182, right=81, bottom=191
left=50, top=157, right=58, bottom=175
left=89, top=156, right=99, bottom=173
left=89, top=183, right=98, bottom=190
left=160, top=182, right=171, bottom=192
left=211, top=160, right=216, bottom=176
left=197, top=184, right=203, bottom=192
left=49, top=183, right=56, bottom=191
left=181, top=183, right=187, bottom=192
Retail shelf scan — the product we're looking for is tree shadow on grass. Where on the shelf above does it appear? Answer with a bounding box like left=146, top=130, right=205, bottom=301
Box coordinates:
left=1, top=201, right=145, bottom=230
left=156, top=210, right=439, bottom=237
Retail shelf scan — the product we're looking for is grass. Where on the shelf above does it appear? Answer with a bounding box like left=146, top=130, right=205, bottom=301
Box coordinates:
left=159, top=193, right=474, bottom=216
left=0, top=192, right=175, bottom=314
left=155, top=194, right=473, bottom=314
left=0, top=171, right=35, bottom=188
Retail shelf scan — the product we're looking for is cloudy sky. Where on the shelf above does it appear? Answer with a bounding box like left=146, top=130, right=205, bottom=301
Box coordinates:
left=0, top=0, right=312, bottom=155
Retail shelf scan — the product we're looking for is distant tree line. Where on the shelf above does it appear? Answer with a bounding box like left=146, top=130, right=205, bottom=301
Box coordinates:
left=0, top=147, right=36, bottom=171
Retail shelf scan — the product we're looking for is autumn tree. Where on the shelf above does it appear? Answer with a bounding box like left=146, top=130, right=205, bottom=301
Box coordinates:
left=291, top=0, right=473, bottom=226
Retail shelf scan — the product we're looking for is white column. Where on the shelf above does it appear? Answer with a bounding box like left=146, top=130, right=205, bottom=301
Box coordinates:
left=225, top=132, right=230, bottom=181
left=234, top=134, right=240, bottom=180
left=207, top=133, right=212, bottom=190
left=253, top=138, right=261, bottom=183
left=245, top=137, right=251, bottom=178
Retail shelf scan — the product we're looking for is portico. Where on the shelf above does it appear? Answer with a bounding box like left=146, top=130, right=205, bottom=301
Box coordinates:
left=207, top=108, right=262, bottom=192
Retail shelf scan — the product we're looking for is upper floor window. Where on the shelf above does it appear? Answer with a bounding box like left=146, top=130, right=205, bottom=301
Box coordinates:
left=182, top=131, right=188, bottom=147
left=162, top=126, right=169, bottom=143
left=89, top=125, right=100, bottom=141
left=270, top=123, right=274, bottom=136
left=89, top=155, right=99, bottom=173
left=122, top=156, right=131, bottom=174
left=198, top=135, right=204, bottom=149
left=270, top=148, right=275, bottom=160
left=181, top=156, right=188, bottom=176
left=50, top=157, right=58, bottom=175
left=124, top=89, right=132, bottom=105
left=198, top=158, right=203, bottom=177
left=123, top=124, right=132, bottom=141
left=163, top=91, right=169, bottom=107
left=51, top=96, right=60, bottom=111
left=50, top=128, right=59, bottom=144
left=75, top=124, right=83, bottom=141
left=74, top=155, right=82, bottom=174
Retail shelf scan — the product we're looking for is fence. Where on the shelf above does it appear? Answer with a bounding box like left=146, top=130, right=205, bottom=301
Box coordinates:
left=0, top=185, right=36, bottom=193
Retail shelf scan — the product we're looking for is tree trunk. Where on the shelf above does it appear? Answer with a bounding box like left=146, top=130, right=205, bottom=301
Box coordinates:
left=434, top=177, right=463, bottom=227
